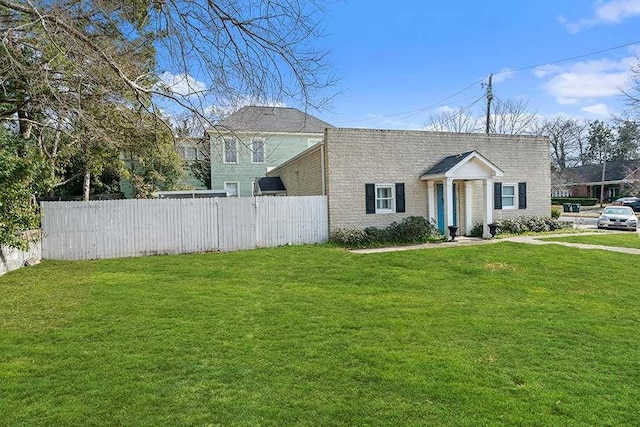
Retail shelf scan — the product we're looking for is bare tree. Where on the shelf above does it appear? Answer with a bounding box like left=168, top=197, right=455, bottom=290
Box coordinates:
left=489, top=98, right=537, bottom=135
left=426, top=106, right=483, bottom=133
left=0, top=0, right=333, bottom=198
left=534, top=116, right=588, bottom=169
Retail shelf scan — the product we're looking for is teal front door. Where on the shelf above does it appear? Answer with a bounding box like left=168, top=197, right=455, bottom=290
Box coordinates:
left=436, top=183, right=457, bottom=234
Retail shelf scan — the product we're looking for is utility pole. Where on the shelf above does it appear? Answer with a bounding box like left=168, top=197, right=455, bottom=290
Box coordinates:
left=599, top=142, right=608, bottom=208
left=485, top=74, right=493, bottom=134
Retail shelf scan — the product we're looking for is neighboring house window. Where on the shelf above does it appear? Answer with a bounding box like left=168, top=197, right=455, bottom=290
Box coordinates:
left=308, top=138, right=322, bottom=148
left=224, top=138, right=238, bottom=163
left=252, top=137, right=265, bottom=163
left=224, top=181, right=239, bottom=197
left=182, top=147, right=197, bottom=161
left=494, top=182, right=527, bottom=210
left=365, top=183, right=406, bottom=214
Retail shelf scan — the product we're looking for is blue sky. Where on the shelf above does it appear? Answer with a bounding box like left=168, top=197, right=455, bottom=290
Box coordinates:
left=311, top=0, right=640, bottom=129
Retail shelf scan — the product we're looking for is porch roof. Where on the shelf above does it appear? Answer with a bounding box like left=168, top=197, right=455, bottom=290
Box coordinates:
left=420, top=150, right=504, bottom=181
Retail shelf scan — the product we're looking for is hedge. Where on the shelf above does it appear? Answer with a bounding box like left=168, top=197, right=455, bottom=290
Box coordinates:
left=551, top=197, right=598, bottom=206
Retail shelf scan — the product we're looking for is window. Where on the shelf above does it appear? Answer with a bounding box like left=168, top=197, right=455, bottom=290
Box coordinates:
left=182, top=147, right=197, bottom=161
left=224, top=181, right=239, bottom=197
left=502, top=184, right=516, bottom=209
left=224, top=138, right=237, bottom=163
left=252, top=137, right=265, bottom=163
left=494, top=182, right=527, bottom=210
left=376, top=185, right=394, bottom=213
left=365, top=183, right=405, bottom=214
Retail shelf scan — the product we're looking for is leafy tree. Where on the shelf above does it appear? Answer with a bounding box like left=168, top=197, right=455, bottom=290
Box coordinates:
left=585, top=120, right=614, bottom=164
left=0, top=129, right=52, bottom=248
left=610, top=120, right=640, bottom=161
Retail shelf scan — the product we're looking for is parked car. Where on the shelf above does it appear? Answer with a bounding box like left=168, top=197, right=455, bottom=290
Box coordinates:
left=613, top=196, right=639, bottom=206
left=622, top=198, right=640, bottom=212
left=597, top=206, right=638, bottom=230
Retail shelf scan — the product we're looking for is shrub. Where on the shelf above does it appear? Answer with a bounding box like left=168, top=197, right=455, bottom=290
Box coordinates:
left=550, top=206, right=561, bottom=219
left=386, top=216, right=438, bottom=243
left=331, top=216, right=442, bottom=248
left=469, top=223, right=484, bottom=237
left=329, top=228, right=369, bottom=246
left=494, top=215, right=569, bottom=235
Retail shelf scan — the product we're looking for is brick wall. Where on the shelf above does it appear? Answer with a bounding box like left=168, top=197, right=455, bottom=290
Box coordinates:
left=271, top=128, right=550, bottom=233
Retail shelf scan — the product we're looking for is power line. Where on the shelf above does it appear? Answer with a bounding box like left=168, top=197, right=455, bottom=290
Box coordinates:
left=336, top=38, right=640, bottom=127
left=492, top=38, right=640, bottom=77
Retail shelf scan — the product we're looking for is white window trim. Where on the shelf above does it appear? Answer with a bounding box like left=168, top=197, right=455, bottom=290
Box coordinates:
left=375, top=183, right=395, bottom=214
left=223, top=137, right=238, bottom=164
left=502, top=183, right=517, bottom=210
left=224, top=181, right=240, bottom=197
left=251, top=137, right=265, bottom=164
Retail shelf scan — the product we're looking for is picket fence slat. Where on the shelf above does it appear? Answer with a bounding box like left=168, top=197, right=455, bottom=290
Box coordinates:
left=41, top=196, right=328, bottom=260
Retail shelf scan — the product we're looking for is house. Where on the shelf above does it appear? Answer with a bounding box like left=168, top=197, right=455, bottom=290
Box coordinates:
left=175, top=136, right=209, bottom=190
left=552, top=159, right=640, bottom=201
left=205, top=106, right=333, bottom=197
left=266, top=128, right=550, bottom=239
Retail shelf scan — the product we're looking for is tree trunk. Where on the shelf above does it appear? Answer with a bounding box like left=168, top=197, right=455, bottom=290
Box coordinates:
left=82, top=168, right=91, bottom=201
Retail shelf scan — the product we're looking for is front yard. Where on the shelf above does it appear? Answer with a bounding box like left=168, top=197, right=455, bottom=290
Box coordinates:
left=1, top=243, right=638, bottom=425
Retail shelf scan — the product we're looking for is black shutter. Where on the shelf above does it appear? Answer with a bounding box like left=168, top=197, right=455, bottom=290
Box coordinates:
left=518, top=182, right=527, bottom=209
left=365, top=184, right=375, bottom=214
left=494, top=182, right=502, bottom=210
left=395, top=183, right=405, bottom=213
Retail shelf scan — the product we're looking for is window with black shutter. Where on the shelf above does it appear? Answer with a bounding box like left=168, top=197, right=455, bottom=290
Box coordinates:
left=518, top=182, right=527, bottom=209
left=494, top=182, right=502, bottom=210
left=365, top=184, right=375, bottom=214
left=395, top=183, right=405, bottom=213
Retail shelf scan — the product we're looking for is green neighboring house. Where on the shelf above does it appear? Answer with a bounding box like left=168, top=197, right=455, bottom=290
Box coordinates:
left=205, top=106, right=333, bottom=197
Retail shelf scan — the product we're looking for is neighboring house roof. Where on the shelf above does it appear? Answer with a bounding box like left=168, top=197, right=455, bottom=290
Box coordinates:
left=214, top=106, right=333, bottom=134
left=256, top=177, right=286, bottom=194
left=420, top=151, right=504, bottom=181
left=557, top=159, right=640, bottom=185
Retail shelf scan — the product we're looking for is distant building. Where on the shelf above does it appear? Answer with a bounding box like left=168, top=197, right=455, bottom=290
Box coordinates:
left=552, top=159, right=640, bottom=201
left=205, top=106, right=332, bottom=197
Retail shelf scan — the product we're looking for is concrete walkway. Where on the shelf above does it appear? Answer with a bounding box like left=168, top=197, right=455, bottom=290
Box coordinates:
left=350, top=231, right=640, bottom=255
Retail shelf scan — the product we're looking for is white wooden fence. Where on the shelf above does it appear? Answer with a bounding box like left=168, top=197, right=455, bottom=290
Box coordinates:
left=41, top=196, right=328, bottom=260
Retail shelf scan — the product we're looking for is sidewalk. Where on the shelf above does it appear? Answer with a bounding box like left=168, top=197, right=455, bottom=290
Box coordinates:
left=351, top=231, right=640, bottom=255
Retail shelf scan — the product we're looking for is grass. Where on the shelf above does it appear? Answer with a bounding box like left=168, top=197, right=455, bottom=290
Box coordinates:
left=541, top=231, right=640, bottom=248
left=1, top=243, right=639, bottom=425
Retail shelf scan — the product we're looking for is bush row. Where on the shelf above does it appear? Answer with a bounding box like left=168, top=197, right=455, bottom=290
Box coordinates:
left=493, top=216, right=570, bottom=234
left=470, top=215, right=570, bottom=237
left=330, top=216, right=442, bottom=247
left=551, top=197, right=598, bottom=206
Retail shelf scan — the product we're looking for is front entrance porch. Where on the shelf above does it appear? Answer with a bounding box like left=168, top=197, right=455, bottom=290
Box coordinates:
left=420, top=151, right=504, bottom=240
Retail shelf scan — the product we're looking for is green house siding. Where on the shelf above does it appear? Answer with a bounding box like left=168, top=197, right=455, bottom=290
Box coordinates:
left=210, top=133, right=322, bottom=196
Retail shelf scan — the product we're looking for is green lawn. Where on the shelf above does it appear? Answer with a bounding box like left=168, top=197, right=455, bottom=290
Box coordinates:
left=1, top=243, right=639, bottom=425
left=541, top=232, right=640, bottom=249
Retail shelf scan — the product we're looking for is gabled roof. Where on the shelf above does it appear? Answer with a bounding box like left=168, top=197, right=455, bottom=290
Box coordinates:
left=215, top=106, right=333, bottom=134
left=420, top=151, right=503, bottom=180
left=558, top=159, right=640, bottom=185
left=256, top=177, right=286, bottom=194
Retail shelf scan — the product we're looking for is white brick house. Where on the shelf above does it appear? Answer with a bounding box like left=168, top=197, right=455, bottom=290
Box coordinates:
left=267, top=128, right=550, bottom=239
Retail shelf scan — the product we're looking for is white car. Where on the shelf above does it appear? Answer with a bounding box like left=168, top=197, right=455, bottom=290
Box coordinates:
left=597, top=206, right=638, bottom=231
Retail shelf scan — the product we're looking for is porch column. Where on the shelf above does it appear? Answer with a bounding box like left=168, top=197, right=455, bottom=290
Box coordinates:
left=465, top=180, right=473, bottom=235
left=444, top=178, right=454, bottom=240
left=427, top=181, right=436, bottom=221
left=483, top=178, right=493, bottom=238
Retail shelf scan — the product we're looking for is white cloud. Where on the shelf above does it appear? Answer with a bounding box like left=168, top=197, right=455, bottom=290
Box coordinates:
left=561, top=0, right=640, bottom=33
left=492, top=68, right=516, bottom=83
left=582, top=103, right=614, bottom=116
left=436, top=105, right=455, bottom=113
left=534, top=55, right=635, bottom=104
left=158, top=72, right=207, bottom=96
